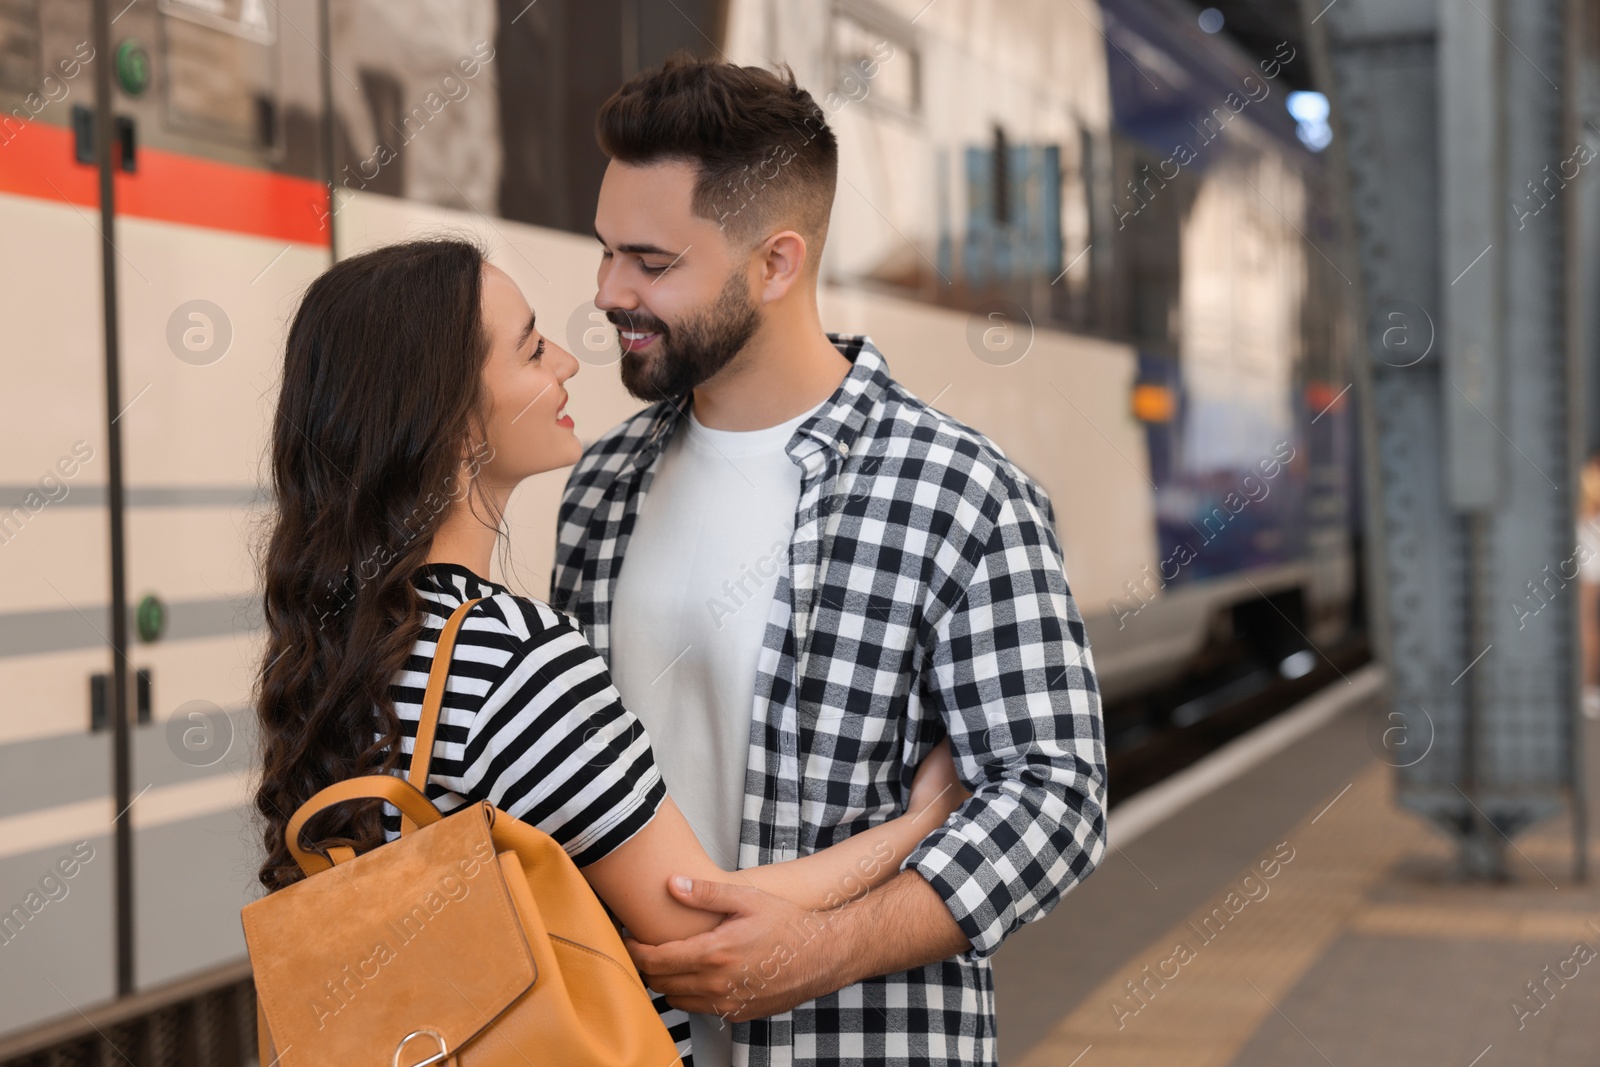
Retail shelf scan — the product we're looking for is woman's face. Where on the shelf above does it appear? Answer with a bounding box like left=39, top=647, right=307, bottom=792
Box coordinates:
left=475, top=263, right=582, bottom=486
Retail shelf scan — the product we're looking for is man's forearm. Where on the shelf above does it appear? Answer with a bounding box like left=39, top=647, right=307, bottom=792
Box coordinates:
left=624, top=866, right=974, bottom=1021
left=830, top=868, right=971, bottom=985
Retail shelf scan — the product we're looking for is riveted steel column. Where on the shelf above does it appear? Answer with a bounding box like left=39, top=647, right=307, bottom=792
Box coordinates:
left=1305, top=0, right=1583, bottom=878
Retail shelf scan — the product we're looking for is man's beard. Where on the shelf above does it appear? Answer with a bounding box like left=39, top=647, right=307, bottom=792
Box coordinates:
left=612, top=270, right=762, bottom=402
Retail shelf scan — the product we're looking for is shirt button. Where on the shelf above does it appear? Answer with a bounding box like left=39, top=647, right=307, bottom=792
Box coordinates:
left=836, top=441, right=849, bottom=456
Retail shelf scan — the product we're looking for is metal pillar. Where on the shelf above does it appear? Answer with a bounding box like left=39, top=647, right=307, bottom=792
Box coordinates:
left=1304, top=0, right=1587, bottom=879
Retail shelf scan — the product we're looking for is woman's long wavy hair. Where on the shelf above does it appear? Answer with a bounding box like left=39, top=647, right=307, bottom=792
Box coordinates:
left=254, top=237, right=499, bottom=891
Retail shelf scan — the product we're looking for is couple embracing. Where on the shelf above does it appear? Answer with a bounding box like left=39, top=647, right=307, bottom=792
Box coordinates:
left=254, top=54, right=1106, bottom=1067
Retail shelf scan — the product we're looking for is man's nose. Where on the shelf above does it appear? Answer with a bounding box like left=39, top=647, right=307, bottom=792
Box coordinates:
left=595, top=259, right=637, bottom=312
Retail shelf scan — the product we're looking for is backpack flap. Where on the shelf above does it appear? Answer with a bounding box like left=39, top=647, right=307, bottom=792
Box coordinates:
left=243, top=802, right=537, bottom=1067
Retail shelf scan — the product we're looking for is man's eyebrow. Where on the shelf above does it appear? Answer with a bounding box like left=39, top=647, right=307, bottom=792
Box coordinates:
left=516, top=311, right=537, bottom=350
left=593, top=226, right=680, bottom=257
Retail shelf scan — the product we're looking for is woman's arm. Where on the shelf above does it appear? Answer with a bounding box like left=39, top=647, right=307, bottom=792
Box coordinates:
left=580, top=739, right=968, bottom=947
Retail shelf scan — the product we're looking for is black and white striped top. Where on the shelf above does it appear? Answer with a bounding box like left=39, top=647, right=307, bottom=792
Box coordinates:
left=379, top=562, right=666, bottom=866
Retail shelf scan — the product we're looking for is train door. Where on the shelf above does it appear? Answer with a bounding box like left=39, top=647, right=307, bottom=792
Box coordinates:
left=0, top=0, right=329, bottom=1040
left=103, top=0, right=327, bottom=994
left=0, top=2, right=117, bottom=1037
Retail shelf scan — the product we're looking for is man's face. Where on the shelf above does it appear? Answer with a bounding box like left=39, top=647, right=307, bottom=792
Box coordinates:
left=594, top=159, right=762, bottom=402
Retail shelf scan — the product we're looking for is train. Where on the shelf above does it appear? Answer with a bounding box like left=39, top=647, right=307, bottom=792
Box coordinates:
left=0, top=0, right=1356, bottom=1058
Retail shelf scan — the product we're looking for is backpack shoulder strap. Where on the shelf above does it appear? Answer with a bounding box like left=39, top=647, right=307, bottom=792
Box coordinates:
left=400, top=596, right=484, bottom=834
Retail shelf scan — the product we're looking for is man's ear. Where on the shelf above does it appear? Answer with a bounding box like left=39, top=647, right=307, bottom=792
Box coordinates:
left=757, top=230, right=809, bottom=303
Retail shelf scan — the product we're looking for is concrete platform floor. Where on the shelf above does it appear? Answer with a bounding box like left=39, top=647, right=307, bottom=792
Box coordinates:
left=994, top=680, right=1600, bottom=1067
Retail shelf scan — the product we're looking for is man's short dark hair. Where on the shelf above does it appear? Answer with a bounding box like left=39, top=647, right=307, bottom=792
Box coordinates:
left=596, top=53, right=839, bottom=255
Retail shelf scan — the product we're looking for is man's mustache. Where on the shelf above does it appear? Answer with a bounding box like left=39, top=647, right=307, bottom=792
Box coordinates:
left=606, top=309, right=670, bottom=336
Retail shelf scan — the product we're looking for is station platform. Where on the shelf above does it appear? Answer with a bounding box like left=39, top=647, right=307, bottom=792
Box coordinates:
left=995, top=666, right=1600, bottom=1067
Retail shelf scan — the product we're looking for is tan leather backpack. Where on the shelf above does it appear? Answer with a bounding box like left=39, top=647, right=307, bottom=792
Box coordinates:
left=242, top=598, right=682, bottom=1066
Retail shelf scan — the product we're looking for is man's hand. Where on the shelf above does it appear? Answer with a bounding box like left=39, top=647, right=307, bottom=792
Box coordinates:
left=623, top=876, right=861, bottom=1023
left=625, top=869, right=972, bottom=1023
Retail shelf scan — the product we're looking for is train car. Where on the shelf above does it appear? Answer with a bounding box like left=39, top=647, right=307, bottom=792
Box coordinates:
left=0, top=0, right=1355, bottom=1059
left=1, top=0, right=329, bottom=1055
left=1087, top=0, right=1359, bottom=721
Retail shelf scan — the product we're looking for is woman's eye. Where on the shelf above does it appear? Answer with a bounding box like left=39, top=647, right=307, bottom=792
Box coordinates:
left=529, top=338, right=545, bottom=361
left=640, top=260, right=668, bottom=274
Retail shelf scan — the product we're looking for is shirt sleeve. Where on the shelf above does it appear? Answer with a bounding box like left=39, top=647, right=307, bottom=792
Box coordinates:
left=457, top=597, right=667, bottom=868
left=903, top=488, right=1109, bottom=958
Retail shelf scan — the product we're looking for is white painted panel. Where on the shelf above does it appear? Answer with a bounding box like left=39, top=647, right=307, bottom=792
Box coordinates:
left=819, top=285, right=1156, bottom=611
left=113, top=220, right=327, bottom=486
left=0, top=647, right=112, bottom=744
left=0, top=508, right=110, bottom=613
left=0, top=190, right=112, bottom=736
left=0, top=193, right=107, bottom=481
left=125, top=504, right=265, bottom=605
left=132, top=633, right=265, bottom=727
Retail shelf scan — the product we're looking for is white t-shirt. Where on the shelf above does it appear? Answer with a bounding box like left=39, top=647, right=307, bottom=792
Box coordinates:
left=1581, top=521, right=1600, bottom=583
left=608, top=400, right=820, bottom=1067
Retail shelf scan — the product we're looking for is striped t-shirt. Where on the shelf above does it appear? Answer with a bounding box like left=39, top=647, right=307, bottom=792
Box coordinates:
left=379, top=562, right=666, bottom=866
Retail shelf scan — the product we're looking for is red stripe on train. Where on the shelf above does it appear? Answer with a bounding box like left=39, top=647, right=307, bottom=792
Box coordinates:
left=0, top=119, right=330, bottom=246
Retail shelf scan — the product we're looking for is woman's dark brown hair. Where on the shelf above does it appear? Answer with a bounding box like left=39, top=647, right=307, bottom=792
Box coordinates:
left=254, top=237, right=494, bottom=891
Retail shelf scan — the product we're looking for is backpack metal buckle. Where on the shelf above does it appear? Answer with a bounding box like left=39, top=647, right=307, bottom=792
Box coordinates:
left=394, top=1028, right=452, bottom=1067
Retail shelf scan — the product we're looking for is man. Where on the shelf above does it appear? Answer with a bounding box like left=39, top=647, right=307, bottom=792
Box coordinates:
left=552, top=55, right=1107, bottom=1067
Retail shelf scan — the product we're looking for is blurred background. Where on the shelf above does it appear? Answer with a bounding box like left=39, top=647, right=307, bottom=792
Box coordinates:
left=0, top=0, right=1596, bottom=1063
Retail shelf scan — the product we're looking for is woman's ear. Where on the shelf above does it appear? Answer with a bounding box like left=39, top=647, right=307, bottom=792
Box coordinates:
left=758, top=230, right=810, bottom=304
left=457, top=413, right=493, bottom=474
left=461, top=435, right=494, bottom=477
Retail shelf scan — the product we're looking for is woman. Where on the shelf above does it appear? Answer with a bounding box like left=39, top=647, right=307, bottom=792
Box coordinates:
left=252, top=238, right=965, bottom=1029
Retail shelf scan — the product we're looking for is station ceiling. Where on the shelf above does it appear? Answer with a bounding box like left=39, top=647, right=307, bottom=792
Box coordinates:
left=1201, top=0, right=1317, bottom=92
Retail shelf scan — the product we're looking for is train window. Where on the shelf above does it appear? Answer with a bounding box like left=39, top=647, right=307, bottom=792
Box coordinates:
left=1057, top=124, right=1097, bottom=319
left=960, top=134, right=1064, bottom=290
left=327, top=0, right=724, bottom=235
left=1, top=5, right=95, bottom=141
left=830, top=3, right=919, bottom=116
left=1109, top=135, right=1184, bottom=355
left=157, top=0, right=274, bottom=43
left=817, top=4, right=1102, bottom=334
left=493, top=0, right=628, bottom=230
left=633, top=0, right=726, bottom=72
left=992, top=125, right=1009, bottom=226
left=159, top=7, right=279, bottom=148
left=0, top=0, right=39, bottom=93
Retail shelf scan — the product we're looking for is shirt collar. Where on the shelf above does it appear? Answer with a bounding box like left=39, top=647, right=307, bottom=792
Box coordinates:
left=629, top=334, right=889, bottom=473
left=413, top=562, right=506, bottom=604
left=790, top=334, right=887, bottom=462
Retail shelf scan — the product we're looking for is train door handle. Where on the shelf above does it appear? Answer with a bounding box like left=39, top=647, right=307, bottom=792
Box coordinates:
left=90, top=668, right=153, bottom=731
left=72, top=104, right=93, bottom=165
left=70, top=105, right=138, bottom=173
left=115, top=115, right=137, bottom=173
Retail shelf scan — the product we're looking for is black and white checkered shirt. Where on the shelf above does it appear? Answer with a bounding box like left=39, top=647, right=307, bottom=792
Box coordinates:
left=552, top=335, right=1107, bottom=1067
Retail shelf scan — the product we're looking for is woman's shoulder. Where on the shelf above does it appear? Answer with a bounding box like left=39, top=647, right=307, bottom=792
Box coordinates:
left=458, top=591, right=585, bottom=645
left=410, top=586, right=608, bottom=723
left=414, top=563, right=589, bottom=650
